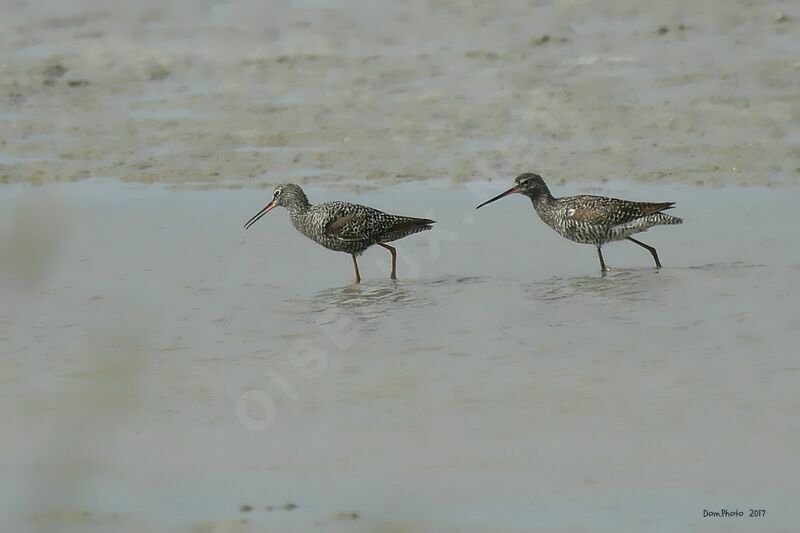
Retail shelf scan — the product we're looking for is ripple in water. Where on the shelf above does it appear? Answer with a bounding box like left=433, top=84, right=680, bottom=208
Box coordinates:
left=282, top=276, right=489, bottom=332
left=525, top=269, right=666, bottom=303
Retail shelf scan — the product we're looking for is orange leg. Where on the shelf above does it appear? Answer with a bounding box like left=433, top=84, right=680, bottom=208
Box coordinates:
left=351, top=254, right=361, bottom=284
left=377, top=243, right=397, bottom=279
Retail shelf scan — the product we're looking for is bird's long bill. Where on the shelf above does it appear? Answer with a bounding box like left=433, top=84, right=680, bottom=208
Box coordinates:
left=475, top=186, right=519, bottom=210
left=243, top=200, right=276, bottom=230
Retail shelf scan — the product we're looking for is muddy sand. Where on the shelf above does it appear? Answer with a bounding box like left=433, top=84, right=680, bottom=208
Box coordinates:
left=2, top=0, right=799, bottom=188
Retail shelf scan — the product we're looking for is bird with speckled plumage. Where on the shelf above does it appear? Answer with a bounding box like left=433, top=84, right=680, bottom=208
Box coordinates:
left=244, top=184, right=435, bottom=284
left=476, top=173, right=682, bottom=273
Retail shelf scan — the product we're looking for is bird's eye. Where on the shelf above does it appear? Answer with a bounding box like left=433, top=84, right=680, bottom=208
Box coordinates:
left=274, top=189, right=281, bottom=197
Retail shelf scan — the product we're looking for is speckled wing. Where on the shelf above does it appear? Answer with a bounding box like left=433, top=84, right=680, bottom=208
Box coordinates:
left=325, top=210, right=372, bottom=241
left=563, top=195, right=675, bottom=227
left=323, top=203, right=434, bottom=243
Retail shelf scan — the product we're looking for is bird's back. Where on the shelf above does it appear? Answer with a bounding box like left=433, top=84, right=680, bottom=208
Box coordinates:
left=295, top=201, right=434, bottom=254
left=539, top=195, right=681, bottom=245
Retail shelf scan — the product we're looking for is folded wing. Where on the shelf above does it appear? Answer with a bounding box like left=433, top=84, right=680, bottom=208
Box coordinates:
left=325, top=205, right=434, bottom=243
left=565, top=195, right=675, bottom=226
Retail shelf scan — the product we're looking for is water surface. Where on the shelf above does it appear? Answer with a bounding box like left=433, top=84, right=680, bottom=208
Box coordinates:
left=1, top=180, right=798, bottom=532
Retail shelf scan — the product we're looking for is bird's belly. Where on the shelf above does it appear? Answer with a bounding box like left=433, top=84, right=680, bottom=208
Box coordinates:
left=304, top=231, right=372, bottom=255
left=551, top=218, right=654, bottom=245
left=314, top=234, right=371, bottom=255
left=605, top=219, right=658, bottom=242
left=551, top=220, right=608, bottom=245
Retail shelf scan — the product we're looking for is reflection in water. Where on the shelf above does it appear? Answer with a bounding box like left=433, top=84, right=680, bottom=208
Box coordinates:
left=682, top=261, right=766, bottom=273
left=312, top=284, right=428, bottom=331
left=285, top=276, right=488, bottom=332
left=525, top=269, right=666, bottom=303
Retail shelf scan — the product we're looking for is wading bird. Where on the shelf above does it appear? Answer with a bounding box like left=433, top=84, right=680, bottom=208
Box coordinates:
left=245, top=184, right=435, bottom=284
left=476, top=173, right=682, bottom=272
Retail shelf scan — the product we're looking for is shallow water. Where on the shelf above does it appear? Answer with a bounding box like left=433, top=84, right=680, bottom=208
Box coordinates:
left=1, top=180, right=798, bottom=532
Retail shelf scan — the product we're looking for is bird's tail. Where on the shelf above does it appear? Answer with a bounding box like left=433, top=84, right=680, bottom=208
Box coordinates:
left=394, top=216, right=436, bottom=230
left=640, top=202, right=682, bottom=225
left=379, top=217, right=435, bottom=242
left=653, top=212, right=683, bottom=225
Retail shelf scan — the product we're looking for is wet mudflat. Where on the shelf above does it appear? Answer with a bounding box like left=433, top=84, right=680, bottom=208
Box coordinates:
left=1, top=180, right=798, bottom=532
left=2, top=0, right=799, bottom=188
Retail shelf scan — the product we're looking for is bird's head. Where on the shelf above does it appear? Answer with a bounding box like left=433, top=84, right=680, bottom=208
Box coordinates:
left=244, top=183, right=309, bottom=230
left=476, top=172, right=549, bottom=209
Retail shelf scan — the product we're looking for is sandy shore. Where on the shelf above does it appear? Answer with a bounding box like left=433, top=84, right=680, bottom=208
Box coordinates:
left=1, top=0, right=798, bottom=188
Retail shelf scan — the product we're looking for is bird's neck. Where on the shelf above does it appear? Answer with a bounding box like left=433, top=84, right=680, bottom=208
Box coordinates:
left=529, top=190, right=555, bottom=213
left=286, top=199, right=311, bottom=217
left=286, top=201, right=312, bottom=228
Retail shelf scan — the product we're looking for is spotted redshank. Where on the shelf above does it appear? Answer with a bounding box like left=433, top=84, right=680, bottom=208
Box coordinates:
left=244, top=184, right=435, bottom=283
left=476, top=173, right=682, bottom=272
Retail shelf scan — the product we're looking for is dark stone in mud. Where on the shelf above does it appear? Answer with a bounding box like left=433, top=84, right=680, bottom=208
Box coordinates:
left=263, top=502, right=297, bottom=512
left=530, top=35, right=568, bottom=46
left=67, top=80, right=90, bottom=87
left=147, top=63, right=171, bottom=81
left=655, top=24, right=685, bottom=35
left=331, top=512, right=359, bottom=521
left=239, top=505, right=253, bottom=513
left=464, top=50, right=499, bottom=60
left=8, top=91, right=25, bottom=106
left=42, top=63, right=67, bottom=78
